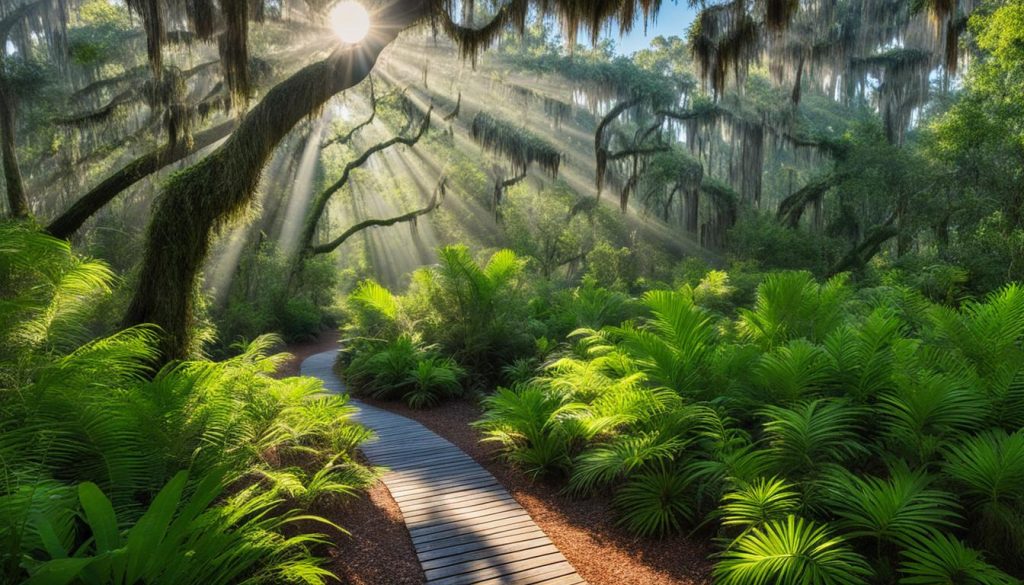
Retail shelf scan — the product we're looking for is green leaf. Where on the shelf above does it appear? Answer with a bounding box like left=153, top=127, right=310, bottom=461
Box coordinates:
left=123, top=470, right=188, bottom=582
left=77, top=482, right=120, bottom=553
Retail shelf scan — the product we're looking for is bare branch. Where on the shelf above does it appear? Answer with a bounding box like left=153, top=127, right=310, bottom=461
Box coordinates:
left=300, top=105, right=433, bottom=254
left=321, top=76, right=377, bottom=150
left=310, top=176, right=446, bottom=255
left=443, top=92, right=461, bottom=121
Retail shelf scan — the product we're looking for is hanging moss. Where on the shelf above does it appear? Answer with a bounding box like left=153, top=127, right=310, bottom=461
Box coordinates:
left=700, top=177, right=739, bottom=248
left=470, top=111, right=560, bottom=177
left=543, top=96, right=572, bottom=128
left=435, top=0, right=664, bottom=67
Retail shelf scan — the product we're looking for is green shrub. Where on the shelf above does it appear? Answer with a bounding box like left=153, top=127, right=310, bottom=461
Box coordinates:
left=344, top=335, right=466, bottom=408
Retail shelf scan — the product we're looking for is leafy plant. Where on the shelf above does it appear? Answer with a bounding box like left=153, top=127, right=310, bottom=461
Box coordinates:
left=758, top=399, right=867, bottom=480
left=403, top=356, right=465, bottom=409
left=475, top=384, right=585, bottom=478
left=823, top=468, right=960, bottom=547
left=719, top=476, right=800, bottom=531
left=613, top=463, right=694, bottom=536
left=715, top=515, right=872, bottom=585
left=899, top=530, right=1019, bottom=585
left=25, top=471, right=335, bottom=585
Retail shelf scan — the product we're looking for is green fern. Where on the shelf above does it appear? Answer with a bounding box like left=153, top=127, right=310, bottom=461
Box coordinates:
left=759, top=399, right=867, bottom=479
left=475, top=384, right=586, bottom=478
left=823, top=468, right=960, bottom=546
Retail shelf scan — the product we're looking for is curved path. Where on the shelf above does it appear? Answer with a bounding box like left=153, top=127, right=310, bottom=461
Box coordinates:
left=301, top=350, right=586, bottom=585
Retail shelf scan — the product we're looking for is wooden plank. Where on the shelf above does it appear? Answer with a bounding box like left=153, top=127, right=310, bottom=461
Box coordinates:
left=419, top=534, right=550, bottom=564
left=399, top=485, right=510, bottom=509
left=469, top=561, right=578, bottom=585
left=388, top=471, right=496, bottom=493
left=425, top=552, right=569, bottom=585
left=423, top=544, right=560, bottom=580
left=412, top=519, right=539, bottom=548
left=406, top=501, right=525, bottom=531
left=409, top=509, right=529, bottom=538
left=403, top=495, right=519, bottom=522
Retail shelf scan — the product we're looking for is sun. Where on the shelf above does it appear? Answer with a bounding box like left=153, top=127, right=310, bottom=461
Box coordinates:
left=329, top=1, right=371, bottom=44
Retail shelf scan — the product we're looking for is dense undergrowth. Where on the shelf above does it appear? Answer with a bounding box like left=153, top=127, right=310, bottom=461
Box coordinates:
left=0, top=224, right=375, bottom=584
left=341, top=244, right=1024, bottom=584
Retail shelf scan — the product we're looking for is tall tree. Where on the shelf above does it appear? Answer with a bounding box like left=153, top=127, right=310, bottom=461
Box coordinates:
left=121, top=0, right=669, bottom=361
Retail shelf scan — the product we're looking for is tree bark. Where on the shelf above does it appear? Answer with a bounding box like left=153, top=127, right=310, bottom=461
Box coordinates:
left=45, top=119, right=237, bottom=239
left=123, top=0, right=431, bottom=362
left=0, top=75, right=27, bottom=218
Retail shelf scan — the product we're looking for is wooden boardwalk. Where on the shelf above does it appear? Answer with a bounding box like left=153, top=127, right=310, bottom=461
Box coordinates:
left=301, top=350, right=585, bottom=585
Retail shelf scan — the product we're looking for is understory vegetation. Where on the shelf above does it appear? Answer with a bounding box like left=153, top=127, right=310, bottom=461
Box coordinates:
left=341, top=244, right=1024, bottom=583
left=0, top=224, right=375, bottom=584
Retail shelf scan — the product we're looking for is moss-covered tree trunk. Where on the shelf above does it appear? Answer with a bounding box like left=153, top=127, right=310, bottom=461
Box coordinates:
left=0, top=75, right=28, bottom=218
left=123, top=1, right=430, bottom=361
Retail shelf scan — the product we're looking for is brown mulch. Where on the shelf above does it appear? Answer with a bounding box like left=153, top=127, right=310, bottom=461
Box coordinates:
left=318, top=481, right=424, bottom=585
left=361, top=397, right=715, bottom=585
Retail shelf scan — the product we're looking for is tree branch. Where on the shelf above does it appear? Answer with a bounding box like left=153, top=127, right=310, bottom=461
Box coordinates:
left=829, top=213, right=898, bottom=275
left=45, top=119, right=237, bottom=238
left=0, top=0, right=43, bottom=42
left=321, top=75, right=377, bottom=149
left=595, top=97, right=641, bottom=196
left=776, top=172, right=839, bottom=228
left=300, top=104, right=432, bottom=254
left=443, top=92, right=461, bottom=121
left=310, top=176, right=446, bottom=255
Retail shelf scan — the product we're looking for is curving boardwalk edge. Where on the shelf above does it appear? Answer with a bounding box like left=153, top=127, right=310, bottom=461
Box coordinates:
left=301, top=350, right=586, bottom=585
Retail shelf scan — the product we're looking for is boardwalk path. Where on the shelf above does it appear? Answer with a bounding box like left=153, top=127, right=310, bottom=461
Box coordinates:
left=301, top=350, right=585, bottom=585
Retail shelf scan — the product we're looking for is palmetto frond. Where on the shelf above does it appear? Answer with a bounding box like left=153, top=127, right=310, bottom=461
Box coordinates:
left=880, top=364, right=988, bottom=464
left=749, top=339, right=829, bottom=404
left=823, top=308, right=905, bottom=401
left=759, top=399, right=867, bottom=479
left=613, top=462, right=694, bottom=536
left=569, top=430, right=687, bottom=495
left=928, top=284, right=1024, bottom=382
left=823, top=467, right=960, bottom=546
left=720, top=476, right=800, bottom=530
left=605, top=289, right=717, bottom=396
left=899, top=530, right=1019, bottom=585
left=943, top=430, right=1024, bottom=561
left=349, top=279, right=399, bottom=320
left=738, top=271, right=852, bottom=349
left=475, top=384, right=586, bottom=478
left=715, top=515, right=872, bottom=585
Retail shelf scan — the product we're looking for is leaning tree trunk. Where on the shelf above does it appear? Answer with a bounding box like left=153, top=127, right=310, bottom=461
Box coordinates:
left=46, top=119, right=237, bottom=239
left=0, top=75, right=28, bottom=218
left=123, top=1, right=430, bottom=362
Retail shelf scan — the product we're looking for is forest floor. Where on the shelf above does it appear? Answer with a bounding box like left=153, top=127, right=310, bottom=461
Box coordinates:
left=279, top=333, right=713, bottom=585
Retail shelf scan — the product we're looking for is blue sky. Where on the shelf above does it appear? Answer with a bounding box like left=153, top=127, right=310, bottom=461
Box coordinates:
left=611, top=2, right=698, bottom=55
